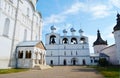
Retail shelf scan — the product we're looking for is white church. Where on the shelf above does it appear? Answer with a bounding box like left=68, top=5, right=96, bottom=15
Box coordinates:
left=45, top=26, right=91, bottom=65
left=0, top=0, right=46, bottom=69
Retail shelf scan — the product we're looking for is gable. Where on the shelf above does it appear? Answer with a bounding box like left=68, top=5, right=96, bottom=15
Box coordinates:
left=36, top=41, right=46, bottom=50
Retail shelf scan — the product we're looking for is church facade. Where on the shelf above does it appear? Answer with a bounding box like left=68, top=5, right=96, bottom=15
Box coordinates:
left=0, top=0, right=45, bottom=69
left=45, top=26, right=91, bottom=65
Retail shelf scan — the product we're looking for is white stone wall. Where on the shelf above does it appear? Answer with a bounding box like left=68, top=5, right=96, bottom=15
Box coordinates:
left=101, top=45, right=118, bottom=65
left=94, top=45, right=107, bottom=54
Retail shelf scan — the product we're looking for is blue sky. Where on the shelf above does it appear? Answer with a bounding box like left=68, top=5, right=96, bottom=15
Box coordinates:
left=36, top=0, right=120, bottom=53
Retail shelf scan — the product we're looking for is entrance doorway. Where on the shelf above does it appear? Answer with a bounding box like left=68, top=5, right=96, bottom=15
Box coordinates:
left=82, top=59, right=86, bottom=65
left=63, top=59, right=67, bottom=65
left=50, top=60, right=53, bottom=65
left=73, top=59, right=76, bottom=65
left=71, top=58, right=78, bottom=65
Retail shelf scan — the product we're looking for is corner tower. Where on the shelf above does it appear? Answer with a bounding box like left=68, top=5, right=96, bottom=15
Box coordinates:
left=113, top=13, right=120, bottom=65
left=93, top=30, right=108, bottom=53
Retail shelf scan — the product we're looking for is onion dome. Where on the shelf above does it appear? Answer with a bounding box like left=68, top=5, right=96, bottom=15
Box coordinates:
left=93, top=30, right=107, bottom=46
left=70, top=28, right=76, bottom=32
left=79, top=29, right=84, bottom=33
left=63, top=29, right=67, bottom=33
left=51, top=25, right=56, bottom=30
left=113, top=13, right=120, bottom=31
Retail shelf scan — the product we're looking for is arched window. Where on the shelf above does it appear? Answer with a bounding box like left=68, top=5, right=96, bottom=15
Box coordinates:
left=25, top=51, right=29, bottom=58
left=24, top=29, right=27, bottom=41
left=49, top=35, right=56, bottom=44
left=18, top=51, right=23, bottom=58
left=25, top=51, right=31, bottom=58
left=3, top=18, right=10, bottom=37
left=80, top=37, right=86, bottom=44
left=71, top=38, right=77, bottom=44
left=62, top=38, right=68, bottom=44
left=29, top=51, right=31, bottom=58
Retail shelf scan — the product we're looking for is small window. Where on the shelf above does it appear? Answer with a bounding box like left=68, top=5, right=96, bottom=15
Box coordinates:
left=82, top=46, right=84, bottom=49
left=25, top=51, right=31, bottom=58
left=71, top=51, right=72, bottom=56
left=27, top=8, right=29, bottom=17
left=29, top=51, right=31, bottom=58
left=3, top=18, right=10, bottom=37
left=51, top=52, right=52, bottom=56
left=91, top=60, right=93, bottom=63
left=76, top=51, right=78, bottom=55
left=64, top=46, right=66, bottom=49
left=64, top=51, right=66, bottom=56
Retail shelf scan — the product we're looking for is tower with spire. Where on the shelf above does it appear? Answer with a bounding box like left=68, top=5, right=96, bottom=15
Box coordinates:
left=93, top=30, right=108, bottom=54
left=113, top=13, right=120, bottom=65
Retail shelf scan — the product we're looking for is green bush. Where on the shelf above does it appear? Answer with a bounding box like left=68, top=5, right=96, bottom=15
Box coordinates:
left=98, top=58, right=109, bottom=67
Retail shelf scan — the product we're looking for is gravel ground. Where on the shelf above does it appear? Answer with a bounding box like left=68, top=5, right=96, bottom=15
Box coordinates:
left=0, top=66, right=104, bottom=78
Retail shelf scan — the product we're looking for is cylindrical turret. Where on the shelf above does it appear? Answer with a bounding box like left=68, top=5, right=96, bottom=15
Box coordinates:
left=93, top=30, right=108, bottom=54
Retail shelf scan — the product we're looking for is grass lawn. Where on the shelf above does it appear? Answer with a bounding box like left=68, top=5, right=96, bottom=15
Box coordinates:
left=91, top=66, right=120, bottom=78
left=0, top=68, right=29, bottom=74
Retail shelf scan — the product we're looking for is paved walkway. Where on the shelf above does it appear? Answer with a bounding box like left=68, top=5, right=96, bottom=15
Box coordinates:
left=0, top=66, right=104, bottom=78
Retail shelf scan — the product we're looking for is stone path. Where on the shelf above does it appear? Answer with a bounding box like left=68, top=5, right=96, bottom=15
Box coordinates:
left=0, top=66, right=104, bottom=78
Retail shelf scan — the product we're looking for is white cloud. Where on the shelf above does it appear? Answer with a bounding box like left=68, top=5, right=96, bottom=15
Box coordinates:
left=44, top=14, right=66, bottom=26
left=109, top=0, right=120, bottom=8
left=89, top=5, right=111, bottom=19
left=102, top=24, right=115, bottom=45
left=63, top=2, right=84, bottom=15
